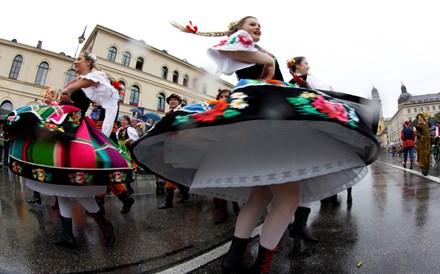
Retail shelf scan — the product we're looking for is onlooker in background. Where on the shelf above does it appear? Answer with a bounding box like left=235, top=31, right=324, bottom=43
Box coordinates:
left=401, top=120, right=415, bottom=169
left=415, top=113, right=431, bottom=176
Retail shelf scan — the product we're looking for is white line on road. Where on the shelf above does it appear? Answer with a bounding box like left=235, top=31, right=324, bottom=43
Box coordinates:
left=378, top=161, right=440, bottom=184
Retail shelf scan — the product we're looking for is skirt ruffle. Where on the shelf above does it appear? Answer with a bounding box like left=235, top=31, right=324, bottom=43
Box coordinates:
left=132, top=79, right=381, bottom=203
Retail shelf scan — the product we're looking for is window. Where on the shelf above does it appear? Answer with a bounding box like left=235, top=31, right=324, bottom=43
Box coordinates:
left=183, top=75, right=189, bottom=87
left=433, top=106, right=436, bottom=110
left=161, top=66, right=168, bottom=79
left=136, top=57, right=144, bottom=70
left=0, top=100, right=13, bottom=120
left=34, top=61, right=49, bottom=86
left=172, top=70, right=179, bottom=83
left=407, top=108, right=411, bottom=114
left=157, top=92, right=166, bottom=111
left=414, top=108, right=417, bottom=113
left=420, top=107, right=424, bottom=112
left=129, top=85, right=140, bottom=105
left=122, top=51, right=131, bottom=66
left=64, top=69, right=76, bottom=87
left=427, top=106, right=430, bottom=111
left=107, top=46, right=117, bottom=61
left=9, top=55, right=23, bottom=80
left=118, top=80, right=126, bottom=103
left=181, top=99, right=187, bottom=107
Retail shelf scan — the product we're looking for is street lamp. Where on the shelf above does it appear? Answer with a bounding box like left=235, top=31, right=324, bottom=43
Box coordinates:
left=74, top=25, right=87, bottom=58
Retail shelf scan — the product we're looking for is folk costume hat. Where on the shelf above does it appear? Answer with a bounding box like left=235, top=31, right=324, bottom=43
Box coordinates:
left=166, top=93, right=182, bottom=104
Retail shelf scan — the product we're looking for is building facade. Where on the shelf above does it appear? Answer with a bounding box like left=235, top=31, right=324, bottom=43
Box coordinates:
left=0, top=24, right=233, bottom=120
left=384, top=83, right=440, bottom=148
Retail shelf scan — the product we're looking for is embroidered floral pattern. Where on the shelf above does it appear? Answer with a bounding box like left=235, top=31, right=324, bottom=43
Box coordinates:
left=68, top=172, right=93, bottom=184
left=172, top=93, right=248, bottom=127
left=109, top=171, right=124, bottom=183
left=32, top=168, right=52, bottom=182
left=212, top=31, right=254, bottom=48
left=287, top=92, right=359, bottom=127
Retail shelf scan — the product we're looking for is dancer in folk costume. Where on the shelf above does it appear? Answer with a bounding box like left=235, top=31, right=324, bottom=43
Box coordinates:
left=133, top=17, right=380, bottom=273
left=4, top=50, right=132, bottom=248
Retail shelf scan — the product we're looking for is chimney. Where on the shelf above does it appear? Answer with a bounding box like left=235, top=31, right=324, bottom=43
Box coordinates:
left=37, top=40, right=42, bottom=49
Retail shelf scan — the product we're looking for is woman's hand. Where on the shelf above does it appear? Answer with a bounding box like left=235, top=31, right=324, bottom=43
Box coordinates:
left=259, top=61, right=275, bottom=81
left=60, top=89, right=74, bottom=103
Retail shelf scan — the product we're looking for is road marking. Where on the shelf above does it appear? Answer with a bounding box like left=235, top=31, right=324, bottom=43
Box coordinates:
left=378, top=161, right=440, bottom=184
left=156, top=224, right=262, bottom=274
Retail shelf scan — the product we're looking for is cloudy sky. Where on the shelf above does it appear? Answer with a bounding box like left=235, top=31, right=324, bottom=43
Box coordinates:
left=2, top=0, right=439, bottom=117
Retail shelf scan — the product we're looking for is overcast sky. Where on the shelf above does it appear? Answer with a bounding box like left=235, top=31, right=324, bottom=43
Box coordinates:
left=2, top=0, right=439, bottom=118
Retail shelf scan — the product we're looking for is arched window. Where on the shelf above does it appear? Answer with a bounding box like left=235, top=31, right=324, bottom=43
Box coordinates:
left=107, top=46, right=117, bottom=61
left=64, top=69, right=76, bottom=87
left=34, top=61, right=49, bottom=86
left=9, top=55, right=23, bottom=80
left=161, top=66, right=168, bottom=79
left=157, top=92, right=166, bottom=112
left=122, top=51, right=131, bottom=66
left=118, top=80, right=126, bottom=103
left=172, top=70, right=179, bottom=83
left=0, top=100, right=13, bottom=120
left=183, top=75, right=189, bottom=87
left=129, top=85, right=140, bottom=106
left=181, top=99, right=188, bottom=107
left=136, top=57, right=144, bottom=70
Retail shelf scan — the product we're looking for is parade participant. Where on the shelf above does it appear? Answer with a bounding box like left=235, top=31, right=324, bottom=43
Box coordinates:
left=157, top=93, right=190, bottom=209
left=212, top=89, right=241, bottom=225
left=4, top=50, right=132, bottom=248
left=415, top=113, right=431, bottom=175
left=286, top=56, right=318, bottom=243
left=401, top=120, right=415, bottom=169
left=134, top=17, right=380, bottom=273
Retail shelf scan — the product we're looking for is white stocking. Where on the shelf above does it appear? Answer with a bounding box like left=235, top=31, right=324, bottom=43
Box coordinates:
left=57, top=196, right=73, bottom=218
left=260, top=182, right=299, bottom=250
left=76, top=197, right=100, bottom=214
left=234, top=186, right=273, bottom=239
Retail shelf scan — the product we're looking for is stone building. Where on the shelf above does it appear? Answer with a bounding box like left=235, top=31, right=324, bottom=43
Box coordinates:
left=384, top=83, right=440, bottom=148
left=0, top=24, right=233, bottom=120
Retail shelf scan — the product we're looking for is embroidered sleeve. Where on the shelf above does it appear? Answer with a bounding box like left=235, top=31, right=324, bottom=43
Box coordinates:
left=207, top=30, right=258, bottom=75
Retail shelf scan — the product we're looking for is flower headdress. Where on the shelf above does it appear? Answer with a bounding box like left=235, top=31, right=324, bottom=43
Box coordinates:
left=286, top=58, right=296, bottom=68
left=87, top=53, right=97, bottom=62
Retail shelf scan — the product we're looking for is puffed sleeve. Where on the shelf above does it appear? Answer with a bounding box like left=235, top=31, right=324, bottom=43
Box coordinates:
left=80, top=71, right=119, bottom=137
left=207, top=30, right=258, bottom=75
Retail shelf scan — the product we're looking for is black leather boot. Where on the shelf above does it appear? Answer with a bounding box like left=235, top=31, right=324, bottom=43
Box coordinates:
left=156, top=181, right=165, bottom=195
left=90, top=210, right=115, bottom=247
left=347, top=187, right=353, bottom=204
left=53, top=216, right=76, bottom=248
left=52, top=196, right=59, bottom=209
left=232, top=202, right=240, bottom=216
left=221, top=236, right=250, bottom=274
left=248, top=244, right=277, bottom=274
left=118, top=191, right=134, bottom=214
left=289, top=206, right=318, bottom=243
left=27, top=191, right=41, bottom=204
left=157, top=187, right=174, bottom=209
left=214, top=198, right=229, bottom=225
left=176, top=185, right=190, bottom=203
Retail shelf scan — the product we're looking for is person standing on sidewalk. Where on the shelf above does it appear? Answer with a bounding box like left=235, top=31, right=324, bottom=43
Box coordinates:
left=401, top=120, right=415, bottom=169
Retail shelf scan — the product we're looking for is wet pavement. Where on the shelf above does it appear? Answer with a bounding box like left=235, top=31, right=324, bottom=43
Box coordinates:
left=1, top=154, right=440, bottom=273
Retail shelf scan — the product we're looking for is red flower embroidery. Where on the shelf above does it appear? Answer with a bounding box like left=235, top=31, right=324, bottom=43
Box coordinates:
left=213, top=39, right=228, bottom=48
left=191, top=101, right=228, bottom=122
left=311, top=95, right=349, bottom=123
left=237, top=34, right=253, bottom=47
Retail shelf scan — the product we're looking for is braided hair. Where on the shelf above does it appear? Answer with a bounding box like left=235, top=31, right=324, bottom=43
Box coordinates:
left=170, top=16, right=256, bottom=37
